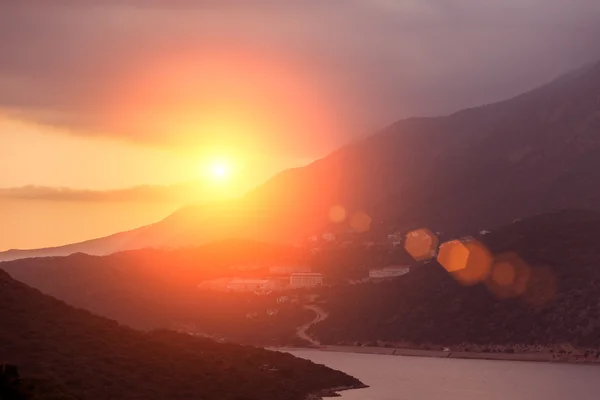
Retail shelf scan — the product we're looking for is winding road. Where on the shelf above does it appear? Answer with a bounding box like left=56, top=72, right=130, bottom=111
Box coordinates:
left=296, top=304, right=329, bottom=346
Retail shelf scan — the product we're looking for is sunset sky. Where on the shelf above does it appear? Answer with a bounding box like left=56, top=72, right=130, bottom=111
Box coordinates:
left=1, top=1, right=599, bottom=250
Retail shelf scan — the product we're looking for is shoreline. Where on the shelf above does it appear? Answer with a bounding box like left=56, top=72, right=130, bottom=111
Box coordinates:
left=306, top=384, right=369, bottom=400
left=272, top=345, right=600, bottom=366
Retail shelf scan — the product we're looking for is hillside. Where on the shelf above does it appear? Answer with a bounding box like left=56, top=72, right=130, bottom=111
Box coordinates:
left=6, top=208, right=600, bottom=356
left=1, top=365, right=79, bottom=400
left=0, top=268, right=363, bottom=400
left=1, top=239, right=411, bottom=344
left=2, top=58, right=600, bottom=261
left=310, top=210, right=600, bottom=354
left=1, top=240, right=312, bottom=342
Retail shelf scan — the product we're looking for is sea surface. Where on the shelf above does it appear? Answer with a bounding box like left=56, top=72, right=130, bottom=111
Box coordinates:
left=287, top=349, right=600, bottom=400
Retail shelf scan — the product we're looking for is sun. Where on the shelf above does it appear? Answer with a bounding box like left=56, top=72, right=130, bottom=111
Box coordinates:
left=206, top=159, right=231, bottom=181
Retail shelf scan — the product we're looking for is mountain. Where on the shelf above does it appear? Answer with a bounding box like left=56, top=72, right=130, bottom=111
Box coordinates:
left=0, top=240, right=311, bottom=341
left=0, top=268, right=363, bottom=400
left=8, top=209, right=600, bottom=357
left=310, top=209, right=600, bottom=354
left=0, top=228, right=146, bottom=262
left=0, top=239, right=410, bottom=344
left=2, top=59, right=600, bottom=261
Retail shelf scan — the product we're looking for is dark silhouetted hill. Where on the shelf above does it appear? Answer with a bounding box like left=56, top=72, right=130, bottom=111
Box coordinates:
left=310, top=210, right=600, bottom=352
left=1, top=364, right=79, bottom=400
left=0, top=269, right=363, bottom=400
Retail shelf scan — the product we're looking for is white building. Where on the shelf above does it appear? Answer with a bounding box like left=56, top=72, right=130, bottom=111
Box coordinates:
left=322, top=232, right=336, bottom=242
left=369, top=266, right=410, bottom=280
left=290, top=272, right=324, bottom=288
left=226, top=279, right=270, bottom=292
left=269, top=265, right=311, bottom=275
left=387, top=232, right=403, bottom=247
left=200, top=278, right=285, bottom=293
left=245, top=312, right=258, bottom=320
left=308, top=235, right=319, bottom=242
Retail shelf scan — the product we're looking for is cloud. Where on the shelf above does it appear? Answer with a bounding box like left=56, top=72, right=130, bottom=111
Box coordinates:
left=0, top=183, right=201, bottom=203
left=1, top=0, right=599, bottom=156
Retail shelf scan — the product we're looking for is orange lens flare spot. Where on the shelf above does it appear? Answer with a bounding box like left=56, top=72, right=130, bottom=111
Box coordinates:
left=349, top=212, right=372, bottom=233
left=453, top=240, right=493, bottom=286
left=437, top=240, right=470, bottom=273
left=404, top=228, right=439, bottom=261
left=438, top=238, right=492, bottom=286
left=329, top=205, right=347, bottom=223
left=485, top=253, right=532, bottom=299
left=491, top=261, right=516, bottom=286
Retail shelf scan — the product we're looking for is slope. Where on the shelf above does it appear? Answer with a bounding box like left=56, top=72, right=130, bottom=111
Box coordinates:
left=0, top=269, right=363, bottom=400
left=1, top=239, right=413, bottom=345
left=140, top=58, right=600, bottom=246
left=310, top=209, right=600, bottom=351
left=1, top=240, right=311, bottom=341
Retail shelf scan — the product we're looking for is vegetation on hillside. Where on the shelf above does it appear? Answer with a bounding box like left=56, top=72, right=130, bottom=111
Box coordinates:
left=1, top=365, right=78, bottom=400
left=310, top=210, right=600, bottom=356
left=0, top=269, right=362, bottom=400
left=7, top=210, right=600, bottom=357
left=2, top=240, right=312, bottom=342
left=2, top=239, right=410, bottom=345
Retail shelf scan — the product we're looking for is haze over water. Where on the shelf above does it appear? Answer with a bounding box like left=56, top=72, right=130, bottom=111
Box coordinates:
left=288, top=350, right=600, bottom=400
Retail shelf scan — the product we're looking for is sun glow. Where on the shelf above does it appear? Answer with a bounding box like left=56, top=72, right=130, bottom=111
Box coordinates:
left=200, top=156, right=236, bottom=183
left=209, top=160, right=230, bottom=180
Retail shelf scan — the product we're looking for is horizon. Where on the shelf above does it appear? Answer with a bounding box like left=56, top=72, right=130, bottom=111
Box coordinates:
left=2, top=0, right=600, bottom=250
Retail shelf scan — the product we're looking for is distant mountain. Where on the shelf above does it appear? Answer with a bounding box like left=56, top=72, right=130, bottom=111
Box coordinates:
left=1, top=240, right=310, bottom=340
left=3, top=59, right=600, bottom=261
left=1, top=238, right=414, bottom=345
left=311, top=209, right=600, bottom=353
left=0, top=268, right=363, bottom=400
left=0, top=228, right=146, bottom=262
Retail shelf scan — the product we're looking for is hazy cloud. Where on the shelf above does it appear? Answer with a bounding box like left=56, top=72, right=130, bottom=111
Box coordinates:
left=1, top=0, right=599, bottom=156
left=0, top=183, right=201, bottom=203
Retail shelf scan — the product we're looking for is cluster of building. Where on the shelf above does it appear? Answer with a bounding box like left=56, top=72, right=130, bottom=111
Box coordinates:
left=307, top=232, right=337, bottom=243
left=305, top=229, right=407, bottom=252
left=198, top=265, right=324, bottom=294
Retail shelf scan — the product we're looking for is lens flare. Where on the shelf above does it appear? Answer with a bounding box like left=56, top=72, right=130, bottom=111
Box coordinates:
left=349, top=212, right=372, bottom=233
left=437, top=240, right=470, bottom=273
left=485, top=252, right=532, bottom=299
left=329, top=205, right=347, bottom=223
left=452, top=240, right=493, bottom=286
left=437, top=238, right=492, bottom=286
left=404, top=228, right=439, bottom=261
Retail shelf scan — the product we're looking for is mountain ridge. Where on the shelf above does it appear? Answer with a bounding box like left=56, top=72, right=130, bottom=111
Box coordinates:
left=2, top=58, right=600, bottom=262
